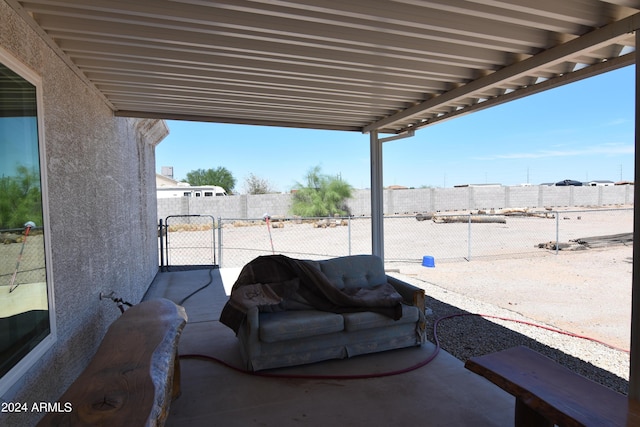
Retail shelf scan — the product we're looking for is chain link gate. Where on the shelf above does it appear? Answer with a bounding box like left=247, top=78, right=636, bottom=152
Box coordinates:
left=159, top=215, right=217, bottom=271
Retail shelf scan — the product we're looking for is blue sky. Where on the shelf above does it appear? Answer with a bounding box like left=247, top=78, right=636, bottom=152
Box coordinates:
left=1, top=116, right=40, bottom=177
left=156, top=65, right=635, bottom=193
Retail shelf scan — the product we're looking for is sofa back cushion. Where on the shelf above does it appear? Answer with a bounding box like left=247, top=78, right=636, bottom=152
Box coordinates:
left=260, top=310, right=344, bottom=342
left=316, top=255, right=387, bottom=291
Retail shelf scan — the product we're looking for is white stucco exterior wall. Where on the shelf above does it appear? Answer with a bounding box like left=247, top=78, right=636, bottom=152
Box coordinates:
left=0, top=2, right=168, bottom=425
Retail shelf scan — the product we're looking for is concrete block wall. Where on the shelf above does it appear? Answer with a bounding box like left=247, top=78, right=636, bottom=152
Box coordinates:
left=246, top=193, right=292, bottom=219
left=158, top=193, right=293, bottom=222
left=470, top=186, right=506, bottom=210
left=386, top=188, right=432, bottom=214
left=157, top=185, right=634, bottom=222
left=573, top=187, right=600, bottom=206
left=347, top=190, right=372, bottom=216
left=505, top=186, right=539, bottom=208
left=433, top=188, right=468, bottom=212
left=602, top=185, right=632, bottom=205
left=539, top=186, right=574, bottom=207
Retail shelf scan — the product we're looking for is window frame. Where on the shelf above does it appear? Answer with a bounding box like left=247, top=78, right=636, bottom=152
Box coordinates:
left=0, top=47, right=57, bottom=397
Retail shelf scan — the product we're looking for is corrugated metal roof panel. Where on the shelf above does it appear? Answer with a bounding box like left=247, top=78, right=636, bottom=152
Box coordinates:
left=8, top=0, right=639, bottom=134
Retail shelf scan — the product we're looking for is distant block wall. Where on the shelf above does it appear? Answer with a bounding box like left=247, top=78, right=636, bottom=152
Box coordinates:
left=157, top=185, right=634, bottom=221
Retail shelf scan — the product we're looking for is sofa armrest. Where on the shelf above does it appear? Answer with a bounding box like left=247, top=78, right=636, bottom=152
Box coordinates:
left=387, top=275, right=427, bottom=343
left=386, top=275, right=425, bottom=312
left=238, top=306, right=262, bottom=370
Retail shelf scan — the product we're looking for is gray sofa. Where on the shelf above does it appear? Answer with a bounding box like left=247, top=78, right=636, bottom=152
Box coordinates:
left=230, top=254, right=426, bottom=371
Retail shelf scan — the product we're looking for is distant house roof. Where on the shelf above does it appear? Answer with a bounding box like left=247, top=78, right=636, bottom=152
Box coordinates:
left=156, top=173, right=186, bottom=187
left=555, top=179, right=583, bottom=186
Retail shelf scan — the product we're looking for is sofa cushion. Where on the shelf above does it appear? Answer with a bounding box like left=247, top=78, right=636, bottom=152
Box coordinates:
left=342, top=304, right=420, bottom=332
left=317, top=255, right=387, bottom=290
left=259, top=310, right=344, bottom=343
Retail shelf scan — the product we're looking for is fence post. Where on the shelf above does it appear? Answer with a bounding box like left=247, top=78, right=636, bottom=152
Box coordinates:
left=468, top=214, right=472, bottom=261
left=158, top=219, right=164, bottom=272
left=165, top=216, right=171, bottom=268
left=348, top=216, right=352, bottom=256
left=218, top=217, right=223, bottom=268
left=211, top=216, right=216, bottom=266
left=555, top=211, right=559, bottom=255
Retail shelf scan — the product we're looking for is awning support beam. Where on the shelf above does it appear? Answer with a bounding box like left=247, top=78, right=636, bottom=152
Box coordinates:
left=369, top=129, right=415, bottom=261
left=370, top=130, right=384, bottom=259
left=629, top=29, right=640, bottom=401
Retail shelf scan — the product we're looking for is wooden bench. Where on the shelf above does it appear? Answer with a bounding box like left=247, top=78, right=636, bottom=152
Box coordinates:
left=38, top=298, right=187, bottom=427
left=465, top=346, right=640, bottom=427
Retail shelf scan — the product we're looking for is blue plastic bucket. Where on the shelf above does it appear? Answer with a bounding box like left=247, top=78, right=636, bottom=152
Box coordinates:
left=422, top=256, right=435, bottom=268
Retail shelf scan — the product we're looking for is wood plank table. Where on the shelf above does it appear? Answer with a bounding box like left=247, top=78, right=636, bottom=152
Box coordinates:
left=38, top=298, right=187, bottom=427
left=464, top=346, right=640, bottom=427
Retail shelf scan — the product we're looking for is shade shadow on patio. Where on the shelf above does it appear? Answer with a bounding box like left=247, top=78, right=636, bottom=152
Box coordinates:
left=144, top=267, right=515, bottom=426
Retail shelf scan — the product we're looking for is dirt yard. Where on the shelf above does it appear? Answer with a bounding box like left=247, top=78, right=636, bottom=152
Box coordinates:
left=397, top=245, right=633, bottom=352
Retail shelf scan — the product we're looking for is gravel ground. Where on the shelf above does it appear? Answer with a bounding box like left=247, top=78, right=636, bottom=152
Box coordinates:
left=390, top=245, right=632, bottom=395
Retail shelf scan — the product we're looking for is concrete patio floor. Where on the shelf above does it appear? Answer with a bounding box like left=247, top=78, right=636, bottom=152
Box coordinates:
left=143, top=267, right=515, bottom=427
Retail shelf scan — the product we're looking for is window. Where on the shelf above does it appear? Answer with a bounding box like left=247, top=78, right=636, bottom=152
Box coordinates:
left=204, top=192, right=213, bottom=197
left=0, top=49, right=55, bottom=395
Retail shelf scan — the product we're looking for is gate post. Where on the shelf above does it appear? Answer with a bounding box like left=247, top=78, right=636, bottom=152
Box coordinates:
left=217, top=217, right=223, bottom=268
left=158, top=218, right=165, bottom=272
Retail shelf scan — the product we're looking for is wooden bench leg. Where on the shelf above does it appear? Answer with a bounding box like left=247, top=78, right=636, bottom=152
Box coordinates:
left=515, top=398, right=553, bottom=427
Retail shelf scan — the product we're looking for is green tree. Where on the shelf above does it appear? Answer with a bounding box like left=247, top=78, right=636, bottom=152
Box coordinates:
left=184, top=167, right=236, bottom=193
left=0, top=165, right=43, bottom=229
left=291, top=166, right=353, bottom=217
left=244, top=173, right=274, bottom=195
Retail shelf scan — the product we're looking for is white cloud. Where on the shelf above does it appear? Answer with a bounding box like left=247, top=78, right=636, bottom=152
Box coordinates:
left=473, top=143, right=634, bottom=161
left=605, top=118, right=629, bottom=126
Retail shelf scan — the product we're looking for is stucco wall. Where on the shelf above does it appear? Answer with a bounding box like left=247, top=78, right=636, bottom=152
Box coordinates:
left=157, top=185, right=634, bottom=221
left=1, top=2, right=167, bottom=425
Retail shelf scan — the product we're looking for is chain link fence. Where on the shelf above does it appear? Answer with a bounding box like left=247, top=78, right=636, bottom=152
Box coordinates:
left=384, top=208, right=632, bottom=264
left=160, top=215, right=217, bottom=270
left=0, top=226, right=46, bottom=290
left=215, top=217, right=372, bottom=268
left=159, top=207, right=633, bottom=269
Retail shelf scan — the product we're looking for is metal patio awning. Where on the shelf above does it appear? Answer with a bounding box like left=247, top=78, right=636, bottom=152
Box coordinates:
left=7, top=0, right=640, bottom=404
left=7, top=0, right=640, bottom=135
